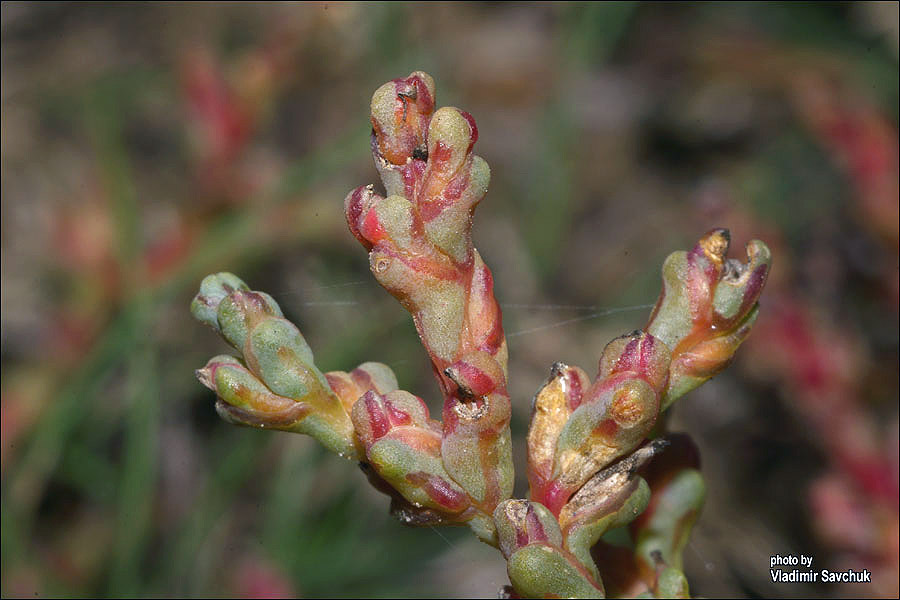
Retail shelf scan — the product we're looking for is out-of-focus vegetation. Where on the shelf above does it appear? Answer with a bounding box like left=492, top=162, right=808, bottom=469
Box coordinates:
left=2, top=3, right=897, bottom=597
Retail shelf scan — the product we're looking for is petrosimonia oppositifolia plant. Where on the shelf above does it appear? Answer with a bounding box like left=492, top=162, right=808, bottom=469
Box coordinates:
left=191, top=71, right=771, bottom=598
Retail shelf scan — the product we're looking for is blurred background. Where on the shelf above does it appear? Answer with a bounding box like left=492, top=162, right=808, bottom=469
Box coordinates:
left=2, top=2, right=898, bottom=598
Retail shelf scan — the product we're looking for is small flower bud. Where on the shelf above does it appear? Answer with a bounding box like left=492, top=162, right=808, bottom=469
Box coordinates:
left=425, top=107, right=477, bottom=181
left=421, top=108, right=490, bottom=262
left=242, top=317, right=323, bottom=400
left=597, top=331, right=671, bottom=393
left=207, top=364, right=299, bottom=426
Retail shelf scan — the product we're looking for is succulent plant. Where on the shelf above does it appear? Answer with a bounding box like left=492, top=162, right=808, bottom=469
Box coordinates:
left=192, top=71, right=770, bottom=598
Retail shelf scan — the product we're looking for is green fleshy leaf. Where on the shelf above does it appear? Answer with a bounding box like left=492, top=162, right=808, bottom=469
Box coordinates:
left=507, top=545, right=603, bottom=599
left=190, top=272, right=249, bottom=330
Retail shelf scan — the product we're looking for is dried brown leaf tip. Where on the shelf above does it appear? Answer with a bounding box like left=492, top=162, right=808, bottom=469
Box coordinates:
left=646, top=229, right=771, bottom=408
left=527, top=332, right=671, bottom=516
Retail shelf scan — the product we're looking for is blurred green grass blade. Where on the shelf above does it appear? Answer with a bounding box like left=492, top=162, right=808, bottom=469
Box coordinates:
left=0, top=493, right=21, bottom=566
left=7, top=70, right=149, bottom=552
left=158, top=122, right=370, bottom=301
left=523, top=107, right=577, bottom=279
left=273, top=124, right=370, bottom=200
left=7, top=304, right=144, bottom=528
left=4, top=114, right=368, bottom=586
left=260, top=443, right=322, bottom=554
left=84, top=80, right=141, bottom=272
left=57, top=440, right=119, bottom=504
left=522, top=2, right=639, bottom=280
left=108, top=334, right=160, bottom=595
left=7, top=115, right=366, bottom=501
left=154, top=431, right=270, bottom=592
left=563, top=1, right=638, bottom=65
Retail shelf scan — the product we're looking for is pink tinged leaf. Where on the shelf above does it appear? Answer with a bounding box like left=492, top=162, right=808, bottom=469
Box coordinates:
left=405, top=471, right=470, bottom=513
left=360, top=390, right=391, bottom=443
left=526, top=363, right=591, bottom=509
left=384, top=400, right=412, bottom=427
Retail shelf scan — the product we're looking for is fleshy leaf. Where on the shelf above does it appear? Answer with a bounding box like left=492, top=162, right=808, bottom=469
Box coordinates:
left=538, top=332, right=670, bottom=515
left=352, top=390, right=471, bottom=515
left=495, top=500, right=604, bottom=598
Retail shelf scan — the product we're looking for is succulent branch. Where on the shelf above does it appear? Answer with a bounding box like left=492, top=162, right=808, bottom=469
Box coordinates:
left=629, top=435, right=705, bottom=599
left=525, top=230, right=769, bottom=511
left=190, top=71, right=771, bottom=598
left=191, top=272, right=366, bottom=459
left=345, top=71, right=513, bottom=538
